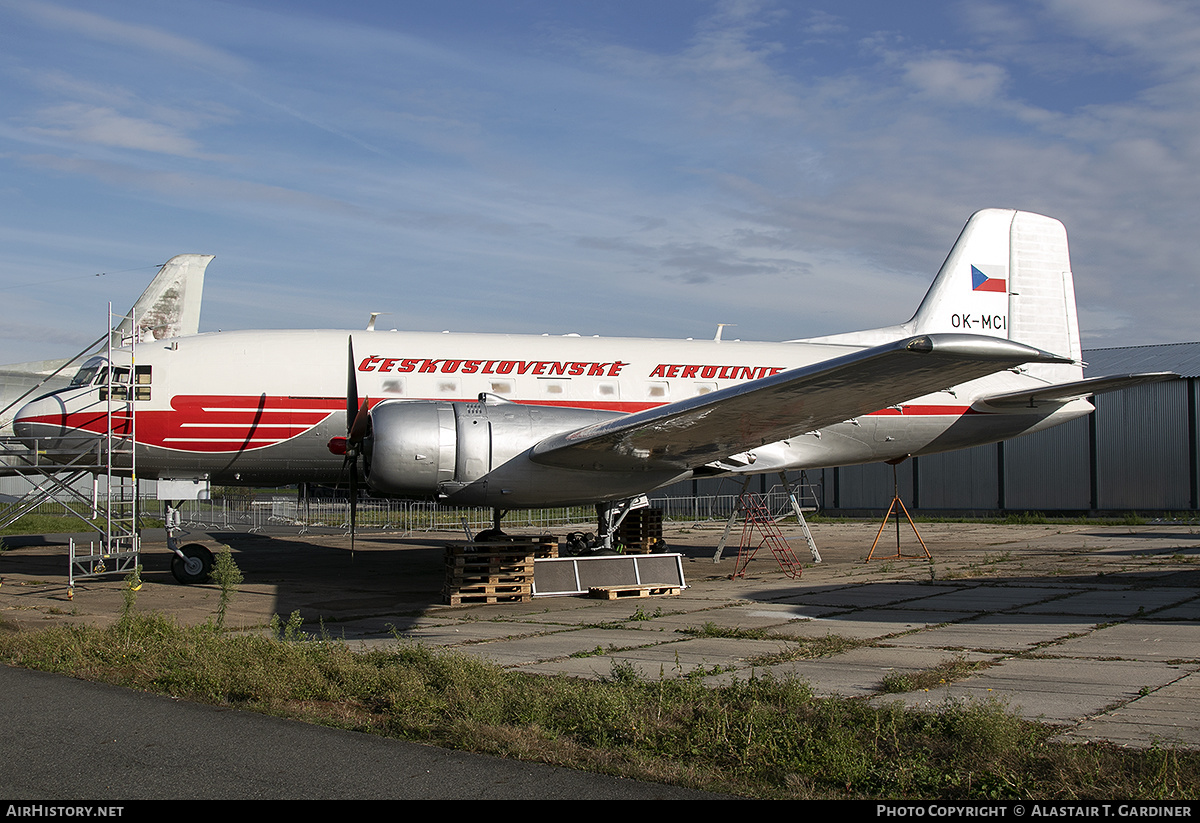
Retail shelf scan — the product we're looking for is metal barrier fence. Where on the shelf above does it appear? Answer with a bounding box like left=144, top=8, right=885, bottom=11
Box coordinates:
left=169, top=497, right=601, bottom=535
left=11, top=484, right=820, bottom=536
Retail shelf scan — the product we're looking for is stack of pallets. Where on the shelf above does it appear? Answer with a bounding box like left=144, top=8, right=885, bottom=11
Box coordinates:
left=442, top=537, right=555, bottom=605
left=617, top=508, right=664, bottom=554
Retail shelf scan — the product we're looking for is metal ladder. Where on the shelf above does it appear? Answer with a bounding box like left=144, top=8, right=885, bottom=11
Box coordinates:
left=730, top=492, right=803, bottom=579
left=70, top=305, right=142, bottom=586
left=714, top=473, right=822, bottom=564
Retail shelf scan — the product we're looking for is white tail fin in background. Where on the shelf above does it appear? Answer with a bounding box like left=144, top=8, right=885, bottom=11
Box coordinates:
left=113, top=253, right=211, bottom=343
left=910, top=209, right=1082, bottom=384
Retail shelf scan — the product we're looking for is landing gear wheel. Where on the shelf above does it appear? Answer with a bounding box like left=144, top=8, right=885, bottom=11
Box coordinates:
left=171, top=543, right=214, bottom=584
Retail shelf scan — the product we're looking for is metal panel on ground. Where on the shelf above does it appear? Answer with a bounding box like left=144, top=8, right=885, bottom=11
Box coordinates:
left=533, top=554, right=686, bottom=597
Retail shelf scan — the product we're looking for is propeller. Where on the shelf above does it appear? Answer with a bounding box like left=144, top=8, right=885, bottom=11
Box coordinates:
left=344, top=337, right=371, bottom=551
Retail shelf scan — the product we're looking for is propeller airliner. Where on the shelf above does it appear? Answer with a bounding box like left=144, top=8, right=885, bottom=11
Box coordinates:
left=12, top=210, right=1170, bottom=582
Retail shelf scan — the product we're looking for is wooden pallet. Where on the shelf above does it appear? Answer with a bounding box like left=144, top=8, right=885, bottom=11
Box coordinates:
left=443, top=540, right=543, bottom=605
left=617, top=509, right=664, bottom=555
left=444, top=581, right=533, bottom=605
left=587, top=584, right=681, bottom=600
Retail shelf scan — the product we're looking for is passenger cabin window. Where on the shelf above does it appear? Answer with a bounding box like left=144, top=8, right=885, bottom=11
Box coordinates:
left=99, top=365, right=151, bottom=401
left=134, top=365, right=151, bottom=400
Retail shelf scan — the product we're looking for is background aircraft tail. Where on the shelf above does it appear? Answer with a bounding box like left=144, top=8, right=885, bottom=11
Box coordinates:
left=112, top=253, right=211, bottom=344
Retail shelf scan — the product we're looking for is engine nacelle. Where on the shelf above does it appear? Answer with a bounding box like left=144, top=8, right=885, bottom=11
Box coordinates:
left=364, top=398, right=625, bottom=504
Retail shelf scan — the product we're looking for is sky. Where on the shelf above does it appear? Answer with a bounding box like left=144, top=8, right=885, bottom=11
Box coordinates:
left=1, top=0, right=1198, bottom=365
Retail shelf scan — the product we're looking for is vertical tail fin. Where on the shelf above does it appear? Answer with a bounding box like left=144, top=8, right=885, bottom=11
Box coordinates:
left=112, top=253, right=211, bottom=343
left=912, top=209, right=1082, bottom=383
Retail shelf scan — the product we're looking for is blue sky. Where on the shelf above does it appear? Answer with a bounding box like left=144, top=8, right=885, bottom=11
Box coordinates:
left=1, top=0, right=1197, bottom=364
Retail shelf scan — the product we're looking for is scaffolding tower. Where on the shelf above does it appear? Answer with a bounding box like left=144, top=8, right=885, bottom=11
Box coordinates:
left=0, top=305, right=141, bottom=586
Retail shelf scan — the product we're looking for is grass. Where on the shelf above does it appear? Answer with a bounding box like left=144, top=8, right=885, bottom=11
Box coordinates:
left=879, top=655, right=990, bottom=694
left=1, top=612, right=1195, bottom=799
left=0, top=512, right=165, bottom=537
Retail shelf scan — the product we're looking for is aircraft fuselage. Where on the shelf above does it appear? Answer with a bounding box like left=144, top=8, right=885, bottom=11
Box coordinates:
left=13, top=327, right=1091, bottom=505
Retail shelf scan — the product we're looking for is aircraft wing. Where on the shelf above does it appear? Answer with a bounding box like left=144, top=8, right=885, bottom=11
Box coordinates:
left=531, top=333, right=1070, bottom=473
left=974, top=372, right=1178, bottom=409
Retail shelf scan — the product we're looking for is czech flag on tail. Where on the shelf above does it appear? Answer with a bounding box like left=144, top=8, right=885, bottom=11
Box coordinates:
left=971, top=265, right=1007, bottom=293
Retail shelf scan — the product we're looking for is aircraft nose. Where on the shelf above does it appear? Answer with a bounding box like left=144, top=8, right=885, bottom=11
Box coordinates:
left=14, top=394, right=71, bottom=451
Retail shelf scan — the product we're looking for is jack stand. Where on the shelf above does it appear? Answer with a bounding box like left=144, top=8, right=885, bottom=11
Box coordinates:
left=867, top=462, right=931, bottom=561
left=473, top=508, right=510, bottom=542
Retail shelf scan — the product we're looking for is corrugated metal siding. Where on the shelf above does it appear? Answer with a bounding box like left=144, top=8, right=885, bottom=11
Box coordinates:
left=1002, top=416, right=1092, bottom=510
left=916, top=445, right=998, bottom=509
left=1085, top=342, right=1200, bottom=379
left=1094, top=381, right=1191, bottom=509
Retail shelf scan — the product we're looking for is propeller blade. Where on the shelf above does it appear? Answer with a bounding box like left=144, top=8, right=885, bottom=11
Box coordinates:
left=347, top=336, right=359, bottom=431
left=344, top=336, right=368, bottom=555
left=349, top=397, right=370, bottom=444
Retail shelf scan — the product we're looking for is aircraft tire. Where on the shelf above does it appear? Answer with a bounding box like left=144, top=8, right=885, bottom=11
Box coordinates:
left=171, top=543, right=214, bottom=584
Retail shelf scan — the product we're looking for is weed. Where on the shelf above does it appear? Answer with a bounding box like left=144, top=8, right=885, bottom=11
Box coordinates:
left=879, top=655, right=989, bottom=694
left=628, top=605, right=662, bottom=621
left=269, top=610, right=307, bottom=641
left=119, top=565, right=142, bottom=625
left=679, top=622, right=767, bottom=640
left=747, top=634, right=865, bottom=666
left=570, top=645, right=608, bottom=658
left=210, top=549, right=243, bottom=630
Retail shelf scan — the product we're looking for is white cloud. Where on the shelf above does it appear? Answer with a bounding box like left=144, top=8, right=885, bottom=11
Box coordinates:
left=27, top=104, right=205, bottom=156
left=2, top=0, right=1200, bottom=356
left=1, top=0, right=249, bottom=75
left=902, top=58, right=1009, bottom=104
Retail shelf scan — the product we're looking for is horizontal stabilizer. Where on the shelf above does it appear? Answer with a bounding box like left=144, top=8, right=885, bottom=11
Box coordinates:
left=532, top=333, right=1069, bottom=473
left=976, top=372, right=1178, bottom=409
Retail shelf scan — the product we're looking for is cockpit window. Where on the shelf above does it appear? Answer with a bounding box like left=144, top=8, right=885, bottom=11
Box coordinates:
left=69, top=357, right=108, bottom=388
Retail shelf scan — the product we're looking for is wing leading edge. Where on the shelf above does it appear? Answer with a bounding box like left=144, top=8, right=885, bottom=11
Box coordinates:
left=531, top=333, right=1071, bottom=473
